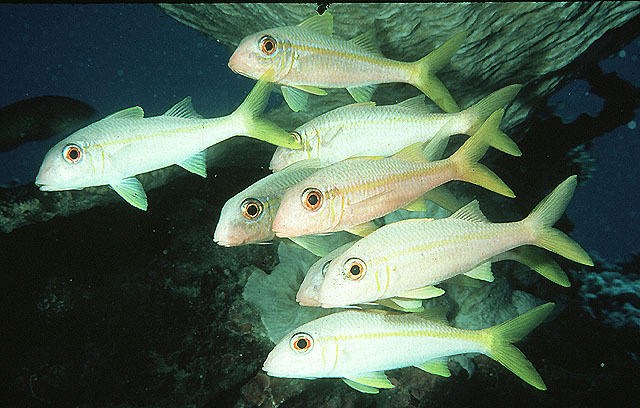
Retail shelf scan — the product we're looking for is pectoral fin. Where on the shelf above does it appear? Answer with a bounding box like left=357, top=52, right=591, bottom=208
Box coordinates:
left=399, top=285, right=445, bottom=299
left=376, top=298, right=424, bottom=312
left=343, top=371, right=394, bottom=394
left=110, top=177, right=148, bottom=211
left=345, top=220, right=378, bottom=237
left=177, top=150, right=207, bottom=177
left=281, top=86, right=308, bottom=112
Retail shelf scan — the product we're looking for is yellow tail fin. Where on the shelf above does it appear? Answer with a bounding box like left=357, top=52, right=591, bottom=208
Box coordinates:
left=483, top=302, right=554, bottom=390
left=448, top=109, right=515, bottom=198
left=410, top=32, right=466, bottom=113
left=504, top=246, right=571, bottom=287
left=523, top=176, right=594, bottom=266
left=464, top=84, right=523, bottom=157
left=233, top=69, right=302, bottom=149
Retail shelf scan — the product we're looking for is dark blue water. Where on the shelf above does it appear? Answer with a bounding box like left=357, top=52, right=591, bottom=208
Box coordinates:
left=0, top=4, right=638, bottom=262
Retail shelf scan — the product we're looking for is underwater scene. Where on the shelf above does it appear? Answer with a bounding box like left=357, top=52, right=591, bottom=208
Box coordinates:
left=2, top=3, right=640, bottom=407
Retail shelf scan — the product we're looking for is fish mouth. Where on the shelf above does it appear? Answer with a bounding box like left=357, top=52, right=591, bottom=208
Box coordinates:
left=296, top=294, right=321, bottom=307
left=35, top=182, right=56, bottom=191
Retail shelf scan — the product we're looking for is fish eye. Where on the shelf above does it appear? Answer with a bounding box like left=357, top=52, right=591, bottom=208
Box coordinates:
left=290, top=332, right=313, bottom=353
left=241, top=199, right=263, bottom=220
left=62, top=144, right=83, bottom=164
left=302, top=188, right=323, bottom=211
left=290, top=131, right=302, bottom=144
left=321, top=260, right=331, bottom=277
left=344, top=258, right=366, bottom=281
left=259, top=35, right=277, bottom=56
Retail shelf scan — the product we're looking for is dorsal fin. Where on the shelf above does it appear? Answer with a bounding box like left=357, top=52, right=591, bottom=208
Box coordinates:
left=163, top=96, right=203, bottom=119
left=298, top=12, right=333, bottom=36
left=103, top=106, right=144, bottom=120
left=392, top=142, right=428, bottom=163
left=395, top=95, right=430, bottom=112
left=450, top=200, right=490, bottom=223
left=349, top=30, right=382, bottom=56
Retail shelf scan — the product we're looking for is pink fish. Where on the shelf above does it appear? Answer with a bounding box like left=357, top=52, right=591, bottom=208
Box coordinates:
left=229, top=12, right=465, bottom=112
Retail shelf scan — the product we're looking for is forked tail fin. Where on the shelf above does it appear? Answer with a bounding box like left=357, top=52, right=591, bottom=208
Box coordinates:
left=233, top=69, right=302, bottom=149
left=522, top=176, right=594, bottom=266
left=482, top=302, right=554, bottom=390
left=448, top=109, right=515, bottom=198
left=410, top=32, right=466, bottom=113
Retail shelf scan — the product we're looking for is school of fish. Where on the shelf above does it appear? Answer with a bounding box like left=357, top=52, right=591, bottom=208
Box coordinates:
left=36, top=11, right=594, bottom=395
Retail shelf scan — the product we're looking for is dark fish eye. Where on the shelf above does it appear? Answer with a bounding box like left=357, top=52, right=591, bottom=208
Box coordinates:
left=241, top=199, right=263, bottom=220
left=302, top=188, right=322, bottom=211
left=345, top=258, right=366, bottom=281
left=290, top=332, right=313, bottom=353
left=259, top=35, right=277, bottom=56
left=62, top=143, right=83, bottom=164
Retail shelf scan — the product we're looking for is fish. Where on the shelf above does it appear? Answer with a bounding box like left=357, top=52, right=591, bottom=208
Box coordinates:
left=297, top=237, right=566, bottom=311
left=317, top=176, right=593, bottom=308
left=214, top=159, right=322, bottom=246
left=272, top=109, right=518, bottom=239
left=270, top=84, right=522, bottom=172
left=297, top=241, right=356, bottom=307
left=228, top=12, right=466, bottom=113
left=35, top=71, right=301, bottom=211
left=0, top=95, right=97, bottom=152
left=297, top=240, right=426, bottom=312
left=263, top=303, right=555, bottom=393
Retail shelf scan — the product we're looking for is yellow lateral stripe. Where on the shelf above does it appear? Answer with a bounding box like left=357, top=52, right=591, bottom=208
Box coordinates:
left=337, top=167, right=433, bottom=197
left=291, top=42, right=391, bottom=66
left=320, top=328, right=476, bottom=343
left=84, top=122, right=205, bottom=152
left=371, top=230, right=506, bottom=264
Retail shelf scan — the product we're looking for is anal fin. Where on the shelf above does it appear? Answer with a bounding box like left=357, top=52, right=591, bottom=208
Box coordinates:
left=415, top=358, right=451, bottom=377
left=177, top=150, right=207, bottom=178
left=347, top=84, right=377, bottom=103
left=463, top=262, right=494, bottom=282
